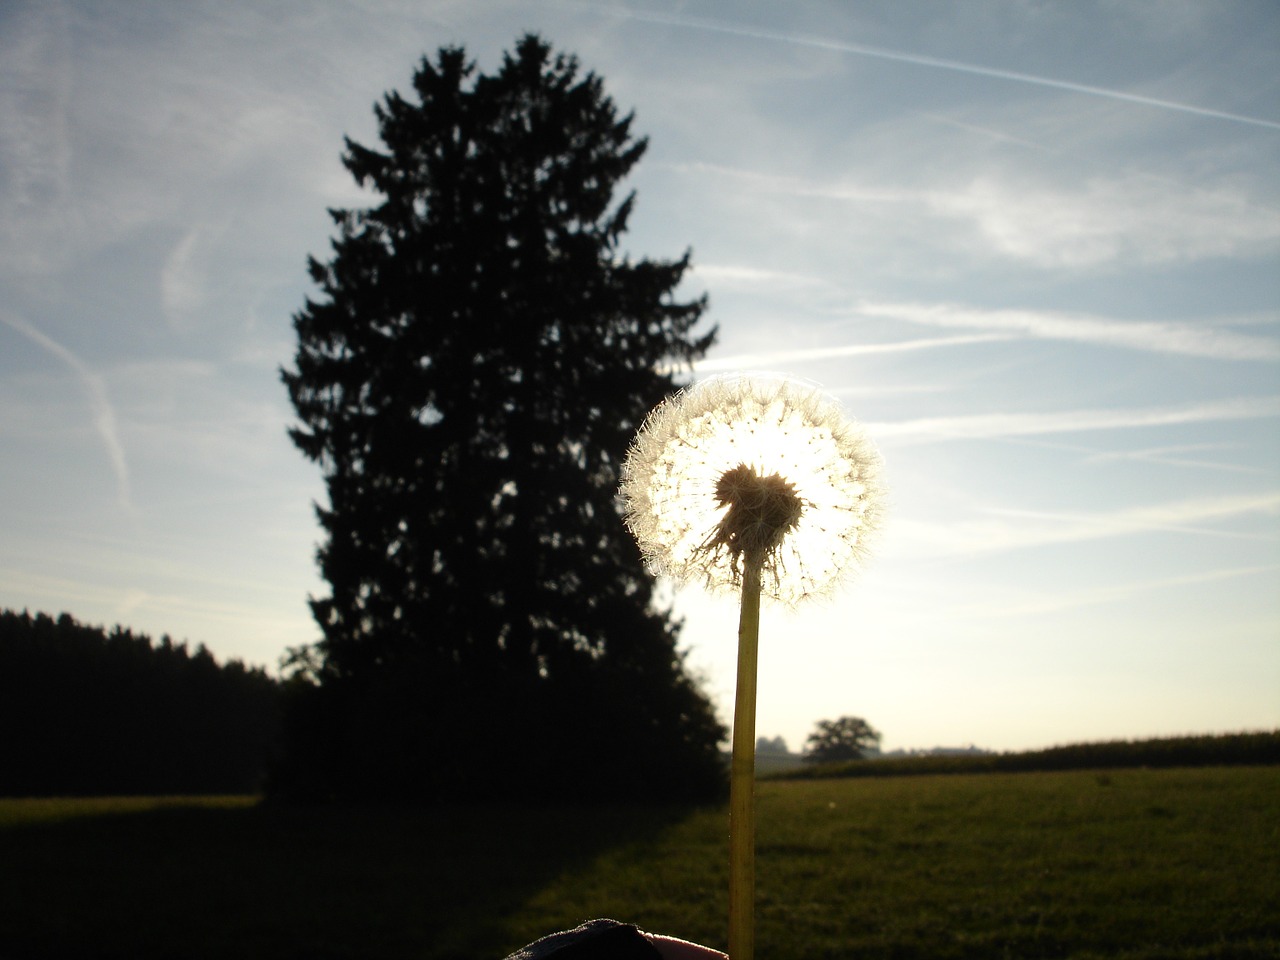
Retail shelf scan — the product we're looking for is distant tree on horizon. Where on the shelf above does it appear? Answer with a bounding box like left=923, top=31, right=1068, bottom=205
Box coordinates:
left=278, top=34, right=725, bottom=802
left=803, top=716, right=882, bottom=764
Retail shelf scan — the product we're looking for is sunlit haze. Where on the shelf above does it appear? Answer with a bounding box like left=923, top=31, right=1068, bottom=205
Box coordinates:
left=2, top=1, right=1277, bottom=755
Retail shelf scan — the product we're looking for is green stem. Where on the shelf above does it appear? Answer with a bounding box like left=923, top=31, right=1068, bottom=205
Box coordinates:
left=729, top=555, right=763, bottom=960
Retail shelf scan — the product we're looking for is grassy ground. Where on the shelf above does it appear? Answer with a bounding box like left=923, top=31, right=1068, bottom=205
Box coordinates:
left=1, top=767, right=1276, bottom=959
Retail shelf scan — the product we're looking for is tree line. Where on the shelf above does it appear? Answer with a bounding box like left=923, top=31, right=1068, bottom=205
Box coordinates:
left=0, top=609, right=281, bottom=796
left=780, top=730, right=1280, bottom=781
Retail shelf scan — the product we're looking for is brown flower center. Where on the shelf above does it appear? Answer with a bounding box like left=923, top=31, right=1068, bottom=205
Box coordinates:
left=702, top=463, right=804, bottom=570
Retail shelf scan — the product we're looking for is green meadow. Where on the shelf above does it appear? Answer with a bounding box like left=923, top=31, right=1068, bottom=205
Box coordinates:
left=1, top=766, right=1275, bottom=959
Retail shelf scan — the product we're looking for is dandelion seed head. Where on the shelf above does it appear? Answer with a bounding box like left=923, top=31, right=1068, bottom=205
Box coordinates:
left=620, top=375, right=886, bottom=604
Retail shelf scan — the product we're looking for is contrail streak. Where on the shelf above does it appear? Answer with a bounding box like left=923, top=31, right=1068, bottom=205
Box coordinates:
left=1, top=310, right=131, bottom=506
left=870, top=395, right=1280, bottom=442
left=606, top=8, right=1280, bottom=131
left=860, top=301, right=1280, bottom=361
left=692, top=333, right=1014, bottom=372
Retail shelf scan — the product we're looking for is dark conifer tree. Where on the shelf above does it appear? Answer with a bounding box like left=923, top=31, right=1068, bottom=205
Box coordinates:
left=279, top=35, right=724, bottom=801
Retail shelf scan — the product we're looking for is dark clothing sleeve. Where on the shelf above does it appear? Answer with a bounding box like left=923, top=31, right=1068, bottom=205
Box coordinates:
left=504, top=919, right=663, bottom=960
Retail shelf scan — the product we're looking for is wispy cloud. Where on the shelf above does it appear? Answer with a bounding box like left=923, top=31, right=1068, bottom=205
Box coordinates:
left=160, top=224, right=218, bottom=330
left=984, top=493, right=1280, bottom=541
left=692, top=332, right=1014, bottom=373
left=956, top=564, right=1279, bottom=618
left=917, top=112, right=1049, bottom=152
left=0, top=2, right=77, bottom=273
left=896, top=491, right=1280, bottom=559
left=689, top=263, right=832, bottom=290
left=871, top=396, right=1280, bottom=443
left=924, top=175, right=1280, bottom=268
left=1083, top=443, right=1265, bottom=475
left=670, top=160, right=908, bottom=206
left=860, top=301, right=1280, bottom=361
left=673, top=160, right=1280, bottom=271
left=0, top=311, right=130, bottom=506
left=601, top=7, right=1280, bottom=131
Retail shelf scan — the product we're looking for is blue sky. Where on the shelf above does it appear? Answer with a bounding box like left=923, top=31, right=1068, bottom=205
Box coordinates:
left=2, top=0, right=1277, bottom=753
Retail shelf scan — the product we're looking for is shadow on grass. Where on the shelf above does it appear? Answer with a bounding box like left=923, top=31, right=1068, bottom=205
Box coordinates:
left=0, top=797, right=701, bottom=960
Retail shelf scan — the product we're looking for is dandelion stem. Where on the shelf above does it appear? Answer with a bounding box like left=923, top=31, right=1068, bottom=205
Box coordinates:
left=729, top=552, right=762, bottom=960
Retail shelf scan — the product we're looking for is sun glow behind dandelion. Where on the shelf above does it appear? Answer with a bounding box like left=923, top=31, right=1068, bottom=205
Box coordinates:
left=622, top=375, right=886, bottom=604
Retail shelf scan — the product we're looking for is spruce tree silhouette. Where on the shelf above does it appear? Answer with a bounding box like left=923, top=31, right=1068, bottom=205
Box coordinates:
left=279, top=35, right=725, bottom=802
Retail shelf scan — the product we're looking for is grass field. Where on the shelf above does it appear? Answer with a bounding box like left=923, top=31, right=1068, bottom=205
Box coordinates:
left=1, top=766, right=1276, bottom=959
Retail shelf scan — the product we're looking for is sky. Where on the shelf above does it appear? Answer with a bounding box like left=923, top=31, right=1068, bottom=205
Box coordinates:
left=2, top=0, right=1277, bottom=755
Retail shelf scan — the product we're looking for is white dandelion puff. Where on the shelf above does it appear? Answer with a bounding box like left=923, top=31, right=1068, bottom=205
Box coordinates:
left=620, top=374, right=886, bottom=604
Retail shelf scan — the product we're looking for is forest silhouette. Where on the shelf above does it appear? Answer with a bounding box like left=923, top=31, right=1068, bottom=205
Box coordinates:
left=0, top=609, right=280, bottom=796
